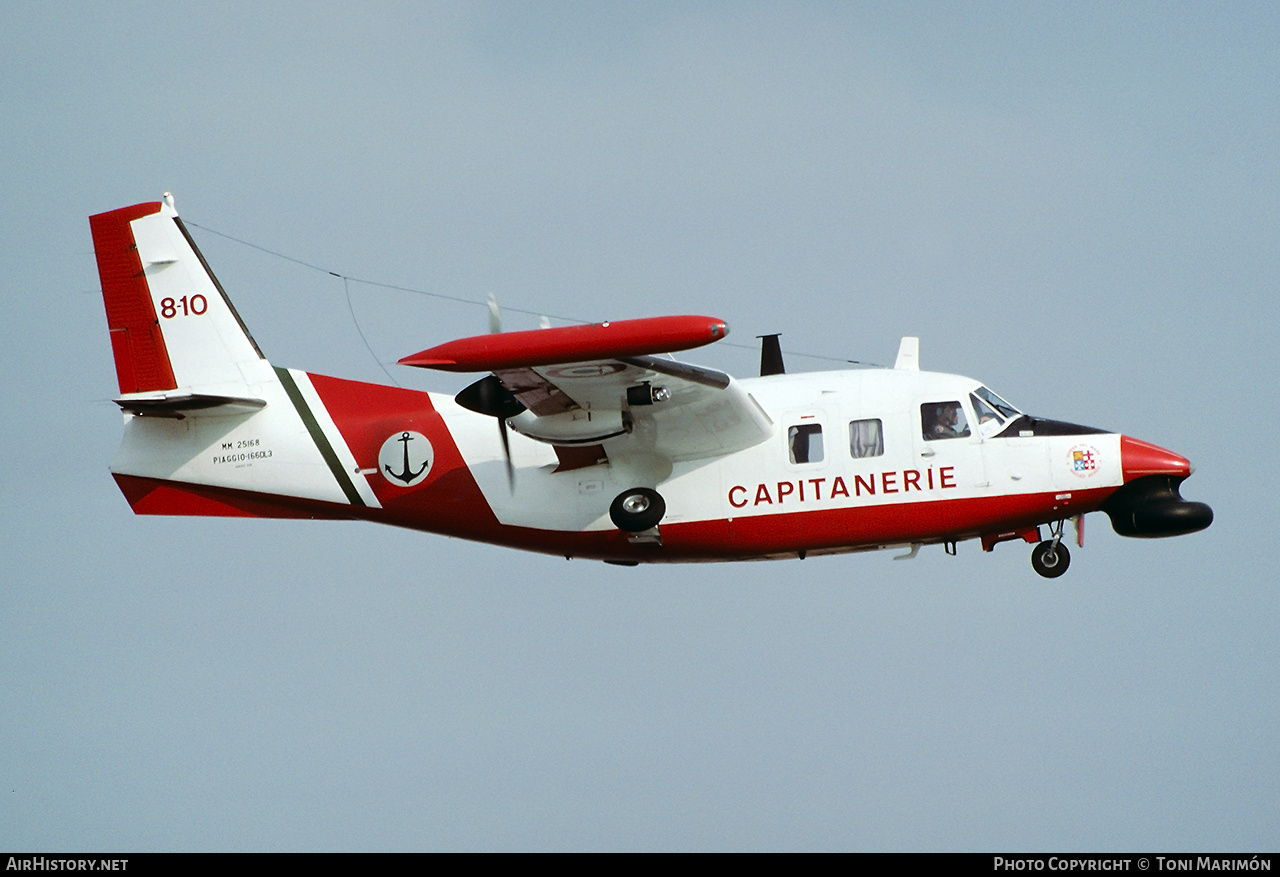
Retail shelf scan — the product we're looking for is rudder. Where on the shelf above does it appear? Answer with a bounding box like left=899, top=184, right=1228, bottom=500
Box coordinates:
left=90, top=201, right=176, bottom=394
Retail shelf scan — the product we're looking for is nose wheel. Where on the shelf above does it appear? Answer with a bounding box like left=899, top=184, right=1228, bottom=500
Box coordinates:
left=610, top=488, right=666, bottom=532
left=1031, top=539, right=1070, bottom=578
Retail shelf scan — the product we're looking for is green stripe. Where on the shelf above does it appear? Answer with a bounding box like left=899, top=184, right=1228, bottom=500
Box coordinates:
left=275, top=366, right=365, bottom=507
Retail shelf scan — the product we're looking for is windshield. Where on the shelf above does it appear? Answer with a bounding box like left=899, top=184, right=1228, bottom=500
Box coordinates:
left=973, top=386, right=1020, bottom=421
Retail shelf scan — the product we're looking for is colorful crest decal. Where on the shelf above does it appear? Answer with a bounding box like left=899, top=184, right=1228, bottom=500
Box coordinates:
left=379, top=431, right=433, bottom=487
left=1068, top=444, right=1099, bottom=478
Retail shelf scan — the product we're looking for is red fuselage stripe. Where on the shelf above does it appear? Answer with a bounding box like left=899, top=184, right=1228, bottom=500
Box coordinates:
left=114, top=467, right=1117, bottom=562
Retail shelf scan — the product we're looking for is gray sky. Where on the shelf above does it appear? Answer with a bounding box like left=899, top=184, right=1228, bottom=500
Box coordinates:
left=1, top=1, right=1275, bottom=851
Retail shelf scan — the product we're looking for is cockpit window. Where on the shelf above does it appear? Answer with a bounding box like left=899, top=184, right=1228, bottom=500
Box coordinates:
left=788, top=423, right=824, bottom=464
left=973, top=386, right=1019, bottom=420
left=921, top=401, right=970, bottom=441
left=971, top=393, right=1001, bottom=425
left=970, top=393, right=1006, bottom=437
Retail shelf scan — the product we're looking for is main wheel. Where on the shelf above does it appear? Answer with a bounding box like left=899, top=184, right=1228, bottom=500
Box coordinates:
left=609, top=487, right=666, bottom=532
left=1031, top=540, right=1071, bottom=578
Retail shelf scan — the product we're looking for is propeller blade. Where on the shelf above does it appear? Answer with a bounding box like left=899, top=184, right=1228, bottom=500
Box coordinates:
left=498, top=417, right=515, bottom=492
left=488, top=294, right=502, bottom=335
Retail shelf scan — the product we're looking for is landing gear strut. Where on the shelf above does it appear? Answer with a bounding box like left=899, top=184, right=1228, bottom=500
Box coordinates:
left=1031, top=519, right=1070, bottom=578
left=610, top=488, right=666, bottom=532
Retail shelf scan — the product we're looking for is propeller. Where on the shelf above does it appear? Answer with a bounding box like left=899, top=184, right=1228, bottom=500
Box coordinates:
left=455, top=375, right=526, bottom=492
left=455, top=296, right=545, bottom=491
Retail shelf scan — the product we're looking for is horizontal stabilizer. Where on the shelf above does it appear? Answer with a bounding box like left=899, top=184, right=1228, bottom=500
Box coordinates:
left=114, top=390, right=267, bottom=418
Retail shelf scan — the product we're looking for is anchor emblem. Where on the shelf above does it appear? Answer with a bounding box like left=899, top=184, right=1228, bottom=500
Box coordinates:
left=378, top=430, right=433, bottom=487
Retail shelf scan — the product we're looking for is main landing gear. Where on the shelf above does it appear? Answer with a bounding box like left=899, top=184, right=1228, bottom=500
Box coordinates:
left=610, top=487, right=666, bottom=532
left=1031, top=519, right=1071, bottom=578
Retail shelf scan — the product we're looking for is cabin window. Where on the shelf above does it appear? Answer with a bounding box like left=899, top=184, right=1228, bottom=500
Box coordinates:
left=921, top=401, right=970, bottom=441
left=788, top=423, right=824, bottom=464
left=849, top=419, right=884, bottom=458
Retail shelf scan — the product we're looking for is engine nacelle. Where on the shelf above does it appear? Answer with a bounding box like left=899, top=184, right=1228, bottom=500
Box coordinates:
left=508, top=408, right=629, bottom=446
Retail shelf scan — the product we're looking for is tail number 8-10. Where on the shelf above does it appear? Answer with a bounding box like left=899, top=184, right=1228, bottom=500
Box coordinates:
left=160, top=295, right=207, bottom=319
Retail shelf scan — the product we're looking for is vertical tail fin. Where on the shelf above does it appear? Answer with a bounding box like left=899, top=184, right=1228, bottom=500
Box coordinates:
left=90, top=196, right=267, bottom=402
left=91, top=196, right=389, bottom=516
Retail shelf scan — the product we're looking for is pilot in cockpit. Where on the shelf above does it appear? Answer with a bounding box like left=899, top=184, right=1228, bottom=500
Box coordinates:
left=923, top=402, right=970, bottom=440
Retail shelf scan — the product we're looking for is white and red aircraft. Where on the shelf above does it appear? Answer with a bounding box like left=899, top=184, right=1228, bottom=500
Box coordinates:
left=91, top=196, right=1212, bottom=577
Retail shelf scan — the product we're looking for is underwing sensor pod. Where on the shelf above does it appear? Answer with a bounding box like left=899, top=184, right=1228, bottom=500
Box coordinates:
left=91, top=196, right=1211, bottom=577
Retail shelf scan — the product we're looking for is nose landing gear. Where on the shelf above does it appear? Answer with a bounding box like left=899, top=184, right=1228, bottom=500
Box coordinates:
left=1031, top=540, right=1070, bottom=578
left=610, top=487, right=666, bottom=532
left=1031, top=519, right=1071, bottom=578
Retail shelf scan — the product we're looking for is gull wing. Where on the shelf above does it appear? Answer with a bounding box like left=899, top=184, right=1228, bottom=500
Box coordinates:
left=400, top=317, right=774, bottom=462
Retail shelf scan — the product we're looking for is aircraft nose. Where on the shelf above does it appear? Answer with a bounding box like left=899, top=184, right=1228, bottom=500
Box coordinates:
left=1120, top=435, right=1192, bottom=482
left=1106, top=436, right=1211, bottom=537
